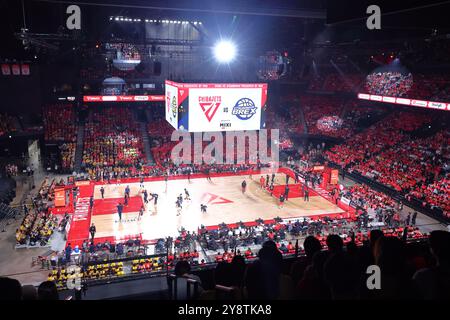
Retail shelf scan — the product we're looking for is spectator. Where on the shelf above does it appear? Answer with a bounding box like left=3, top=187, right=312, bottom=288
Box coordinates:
left=291, top=236, right=322, bottom=285
left=22, top=285, right=38, bottom=300
left=0, top=277, right=22, bottom=300
left=38, top=281, right=59, bottom=300
left=413, top=230, right=450, bottom=299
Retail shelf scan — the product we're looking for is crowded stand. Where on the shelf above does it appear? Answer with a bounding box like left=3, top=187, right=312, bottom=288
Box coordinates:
left=148, top=117, right=174, bottom=138
left=82, top=107, right=145, bottom=175
left=325, top=110, right=434, bottom=168
left=15, top=177, right=69, bottom=246
left=300, top=95, right=346, bottom=136
left=43, top=104, right=77, bottom=171
left=43, top=104, right=77, bottom=142
left=364, top=72, right=450, bottom=101
left=365, top=71, right=413, bottom=97
left=59, top=143, right=76, bottom=172
left=3, top=1, right=450, bottom=304
left=325, top=110, right=449, bottom=219
left=350, top=129, right=448, bottom=193
left=407, top=172, right=449, bottom=217
left=3, top=227, right=448, bottom=301
left=16, top=201, right=58, bottom=247
left=343, top=184, right=397, bottom=211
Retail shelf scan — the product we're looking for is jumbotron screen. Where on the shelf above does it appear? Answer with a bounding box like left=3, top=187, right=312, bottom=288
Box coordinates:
left=165, top=80, right=268, bottom=132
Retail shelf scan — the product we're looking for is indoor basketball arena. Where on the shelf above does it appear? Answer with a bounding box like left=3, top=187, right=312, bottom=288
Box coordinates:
left=0, top=0, right=449, bottom=308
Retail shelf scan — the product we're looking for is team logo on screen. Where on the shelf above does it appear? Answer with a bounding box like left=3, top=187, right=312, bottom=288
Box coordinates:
left=171, top=95, right=177, bottom=118
left=199, top=96, right=222, bottom=122
left=232, top=98, right=257, bottom=120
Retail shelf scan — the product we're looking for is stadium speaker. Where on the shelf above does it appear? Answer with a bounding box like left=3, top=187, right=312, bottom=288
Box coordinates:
left=153, top=62, right=161, bottom=75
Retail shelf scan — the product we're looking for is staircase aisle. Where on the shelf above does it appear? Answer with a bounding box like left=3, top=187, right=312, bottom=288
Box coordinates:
left=140, top=122, right=155, bottom=165
left=74, top=123, right=85, bottom=173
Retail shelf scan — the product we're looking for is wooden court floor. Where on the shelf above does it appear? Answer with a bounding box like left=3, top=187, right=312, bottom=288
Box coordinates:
left=90, top=174, right=344, bottom=241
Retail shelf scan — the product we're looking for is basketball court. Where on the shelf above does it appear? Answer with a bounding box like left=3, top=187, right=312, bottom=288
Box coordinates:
left=86, top=172, right=345, bottom=243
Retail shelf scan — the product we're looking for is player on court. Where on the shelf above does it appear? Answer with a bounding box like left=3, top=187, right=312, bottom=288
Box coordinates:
left=260, top=176, right=265, bottom=189
left=205, top=168, right=212, bottom=182
left=152, top=193, right=158, bottom=205
left=241, top=180, right=247, bottom=194
left=137, top=205, right=144, bottom=221
left=184, top=188, right=191, bottom=200
left=176, top=197, right=182, bottom=216
left=143, top=189, right=148, bottom=204
left=279, top=194, right=285, bottom=209
left=164, top=174, right=168, bottom=192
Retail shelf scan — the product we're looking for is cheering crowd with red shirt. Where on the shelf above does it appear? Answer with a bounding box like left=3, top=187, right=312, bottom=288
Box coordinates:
left=82, top=107, right=145, bottom=170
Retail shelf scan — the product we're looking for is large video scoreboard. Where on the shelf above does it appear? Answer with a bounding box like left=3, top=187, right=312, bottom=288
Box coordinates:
left=165, top=80, right=268, bottom=132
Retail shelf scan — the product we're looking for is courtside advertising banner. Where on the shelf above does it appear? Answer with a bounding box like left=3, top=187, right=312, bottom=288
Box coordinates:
left=165, top=81, right=179, bottom=130
left=54, top=188, right=66, bottom=207
left=166, top=81, right=268, bottom=132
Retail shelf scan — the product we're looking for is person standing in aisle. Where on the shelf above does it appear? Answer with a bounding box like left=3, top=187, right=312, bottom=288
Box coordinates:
left=89, top=223, right=96, bottom=243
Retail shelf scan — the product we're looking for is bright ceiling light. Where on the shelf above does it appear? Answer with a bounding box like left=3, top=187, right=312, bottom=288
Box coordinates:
left=213, top=40, right=237, bottom=63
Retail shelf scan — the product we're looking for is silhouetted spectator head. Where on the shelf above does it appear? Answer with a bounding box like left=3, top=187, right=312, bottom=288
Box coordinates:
left=0, top=277, right=22, bottom=300
left=258, top=241, right=283, bottom=272
left=230, top=255, right=246, bottom=287
left=324, top=251, right=359, bottom=299
left=174, top=260, right=191, bottom=277
left=346, top=240, right=358, bottom=255
left=22, top=285, right=38, bottom=300
left=326, top=234, right=344, bottom=253
left=369, top=229, right=384, bottom=247
left=244, top=261, right=266, bottom=299
left=428, top=230, right=450, bottom=266
left=374, top=236, right=406, bottom=275
left=214, top=262, right=233, bottom=287
left=245, top=241, right=285, bottom=300
left=261, top=240, right=277, bottom=251
left=311, top=251, right=329, bottom=280
left=38, top=281, right=59, bottom=300
left=303, top=236, right=322, bottom=259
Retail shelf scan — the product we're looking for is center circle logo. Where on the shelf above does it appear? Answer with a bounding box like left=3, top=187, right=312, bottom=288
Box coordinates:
left=232, top=98, right=257, bottom=120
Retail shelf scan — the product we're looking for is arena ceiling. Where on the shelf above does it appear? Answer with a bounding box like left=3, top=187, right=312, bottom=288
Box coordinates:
left=1, top=0, right=449, bottom=61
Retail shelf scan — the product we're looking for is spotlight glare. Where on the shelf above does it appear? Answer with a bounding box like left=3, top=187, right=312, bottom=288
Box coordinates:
left=213, top=40, right=237, bottom=63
